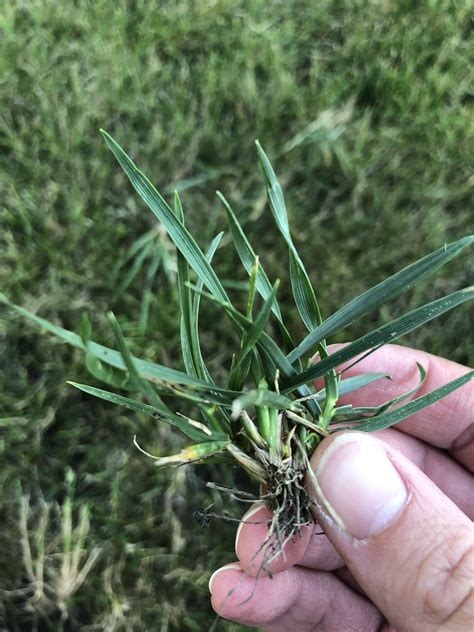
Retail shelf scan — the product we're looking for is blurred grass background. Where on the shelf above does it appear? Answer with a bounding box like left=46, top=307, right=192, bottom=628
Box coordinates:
left=0, top=1, right=472, bottom=629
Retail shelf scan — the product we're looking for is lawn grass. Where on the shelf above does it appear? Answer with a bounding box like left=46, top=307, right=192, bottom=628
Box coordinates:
left=0, top=1, right=472, bottom=629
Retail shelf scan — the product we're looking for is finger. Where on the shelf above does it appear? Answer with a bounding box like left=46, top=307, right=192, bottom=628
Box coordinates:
left=209, top=563, right=383, bottom=631
left=320, top=343, right=474, bottom=470
left=235, top=428, right=473, bottom=581
left=234, top=503, right=313, bottom=576
left=300, top=427, right=473, bottom=571
left=376, top=428, right=474, bottom=518
left=308, top=431, right=474, bottom=631
left=235, top=503, right=344, bottom=574
left=298, top=524, right=345, bottom=571
left=295, top=428, right=473, bottom=575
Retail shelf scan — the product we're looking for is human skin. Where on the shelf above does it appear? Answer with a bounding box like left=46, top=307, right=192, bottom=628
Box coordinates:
left=209, top=344, right=474, bottom=631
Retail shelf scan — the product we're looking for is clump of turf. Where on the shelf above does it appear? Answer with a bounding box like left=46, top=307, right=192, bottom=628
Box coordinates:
left=2, top=132, right=472, bottom=571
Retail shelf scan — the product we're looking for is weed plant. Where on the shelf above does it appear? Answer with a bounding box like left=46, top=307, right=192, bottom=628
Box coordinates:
left=1, top=2, right=472, bottom=629
left=3, top=133, right=472, bottom=580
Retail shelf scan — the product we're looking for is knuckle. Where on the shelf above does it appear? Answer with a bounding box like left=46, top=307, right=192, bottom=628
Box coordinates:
left=417, top=526, right=474, bottom=627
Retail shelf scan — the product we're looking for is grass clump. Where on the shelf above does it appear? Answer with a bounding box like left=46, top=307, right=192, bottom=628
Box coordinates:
left=3, top=133, right=472, bottom=576
left=1, top=3, right=472, bottom=628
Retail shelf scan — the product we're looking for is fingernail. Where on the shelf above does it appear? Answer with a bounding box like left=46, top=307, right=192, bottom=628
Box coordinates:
left=208, top=562, right=241, bottom=595
left=315, top=434, right=408, bottom=540
left=235, top=502, right=265, bottom=556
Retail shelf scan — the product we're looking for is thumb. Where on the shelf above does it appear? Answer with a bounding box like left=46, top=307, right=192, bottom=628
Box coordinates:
left=308, top=431, right=474, bottom=631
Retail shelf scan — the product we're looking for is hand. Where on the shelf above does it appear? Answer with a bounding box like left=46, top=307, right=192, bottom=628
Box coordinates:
left=209, top=344, right=474, bottom=631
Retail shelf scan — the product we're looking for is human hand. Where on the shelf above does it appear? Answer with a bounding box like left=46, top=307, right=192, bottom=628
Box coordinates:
left=209, top=344, right=474, bottom=631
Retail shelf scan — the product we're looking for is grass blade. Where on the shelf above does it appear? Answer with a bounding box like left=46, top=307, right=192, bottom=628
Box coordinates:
left=173, top=195, right=230, bottom=431
left=344, top=370, right=474, bottom=432
left=101, top=130, right=229, bottom=303
left=369, top=362, right=427, bottom=414
left=232, top=388, right=303, bottom=416
left=79, top=313, right=135, bottom=390
left=191, top=231, right=224, bottom=383
left=256, top=141, right=323, bottom=329
left=68, top=382, right=226, bottom=442
left=218, top=191, right=282, bottom=320
left=229, top=279, right=279, bottom=390
left=147, top=440, right=230, bottom=467
left=337, top=373, right=391, bottom=398
left=84, top=351, right=133, bottom=390
left=289, top=250, right=322, bottom=332
left=336, top=363, right=426, bottom=418
left=0, top=294, right=236, bottom=397
left=233, top=281, right=279, bottom=372
left=107, top=312, right=168, bottom=411
left=246, top=256, right=259, bottom=319
left=288, top=235, right=474, bottom=363
left=186, top=284, right=322, bottom=416
left=256, top=142, right=337, bottom=414
left=283, top=286, right=474, bottom=392
left=173, top=192, right=199, bottom=378
left=219, top=191, right=297, bottom=355
left=186, top=283, right=297, bottom=380
left=295, top=372, right=390, bottom=405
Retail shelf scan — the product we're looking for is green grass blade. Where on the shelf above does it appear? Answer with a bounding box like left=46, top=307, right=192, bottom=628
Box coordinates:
left=371, top=362, right=427, bottom=414
left=218, top=191, right=282, bottom=320
left=228, top=353, right=253, bottom=393
left=337, top=373, right=391, bottom=398
left=255, top=142, right=290, bottom=242
left=79, top=313, right=135, bottom=390
left=316, top=342, right=339, bottom=428
left=336, top=364, right=426, bottom=418
left=186, top=284, right=322, bottom=416
left=233, top=281, right=279, bottom=372
left=107, top=312, right=168, bottom=411
left=179, top=317, right=195, bottom=378
left=67, top=382, right=226, bottom=442
left=344, top=370, right=474, bottom=432
left=288, top=235, right=474, bottom=363
left=256, top=141, right=323, bottom=329
left=84, top=349, right=133, bottom=390
left=288, top=250, right=322, bottom=332
left=232, top=388, right=303, bottom=418
left=173, top=192, right=199, bottom=378
left=256, top=141, right=335, bottom=407
left=186, top=283, right=297, bottom=380
left=0, top=294, right=236, bottom=397
left=185, top=232, right=231, bottom=431
left=101, top=130, right=229, bottom=303
left=171, top=199, right=230, bottom=432
left=290, top=244, right=339, bottom=423
left=63, top=306, right=131, bottom=394
left=295, top=372, right=389, bottom=404
left=282, top=286, right=474, bottom=392
left=219, top=192, right=297, bottom=355
left=191, top=231, right=224, bottom=384
left=246, top=256, right=259, bottom=319
left=229, top=280, right=278, bottom=390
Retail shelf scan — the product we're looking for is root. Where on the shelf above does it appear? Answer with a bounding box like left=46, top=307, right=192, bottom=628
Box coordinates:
left=260, top=458, right=314, bottom=556
left=208, top=442, right=320, bottom=630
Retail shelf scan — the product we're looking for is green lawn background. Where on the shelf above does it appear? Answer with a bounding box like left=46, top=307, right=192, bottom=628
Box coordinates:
left=0, top=1, right=472, bottom=629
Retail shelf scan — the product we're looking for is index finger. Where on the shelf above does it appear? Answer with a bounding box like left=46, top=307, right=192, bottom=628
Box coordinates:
left=320, top=344, right=474, bottom=470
